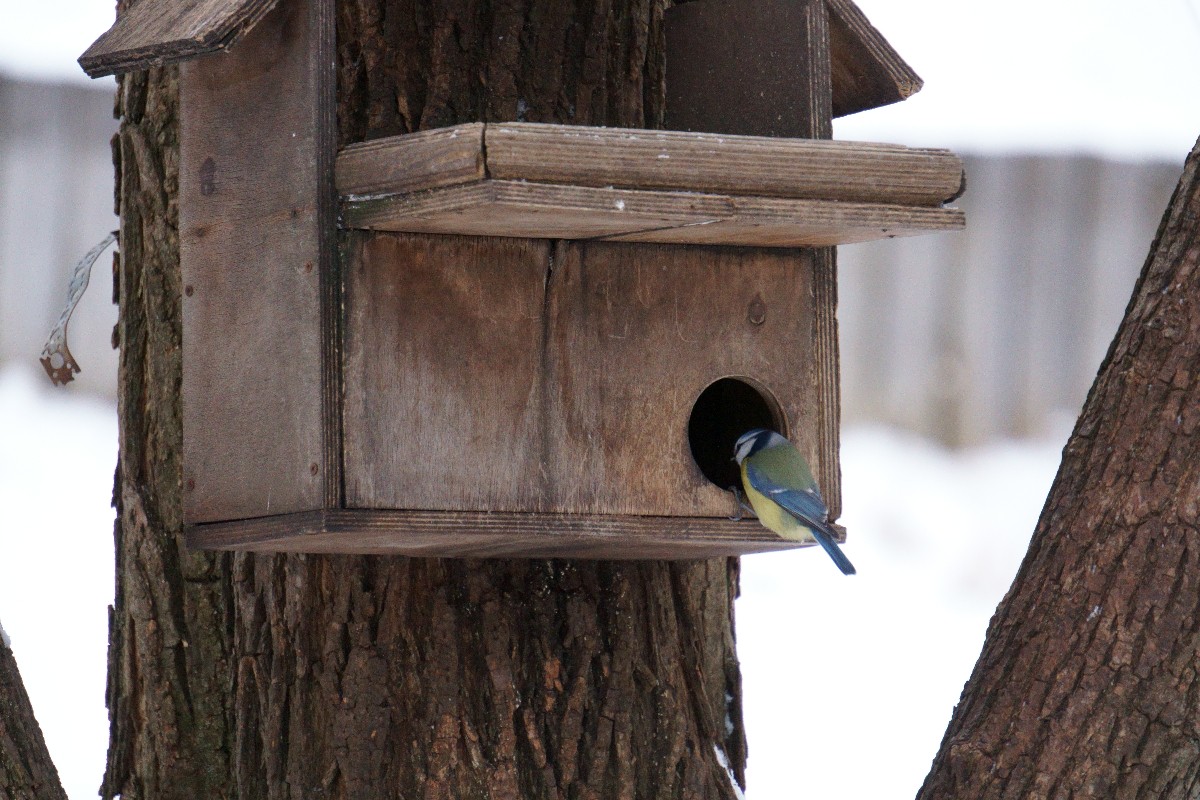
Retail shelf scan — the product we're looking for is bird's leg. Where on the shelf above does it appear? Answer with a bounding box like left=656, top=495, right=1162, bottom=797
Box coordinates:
left=728, top=486, right=755, bottom=520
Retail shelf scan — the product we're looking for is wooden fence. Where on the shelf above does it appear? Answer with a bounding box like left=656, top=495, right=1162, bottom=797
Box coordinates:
left=0, top=77, right=1183, bottom=443
left=838, top=153, right=1181, bottom=444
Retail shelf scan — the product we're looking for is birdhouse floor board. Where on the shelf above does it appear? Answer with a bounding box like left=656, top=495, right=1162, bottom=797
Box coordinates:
left=336, top=122, right=964, bottom=247
left=184, top=509, right=839, bottom=559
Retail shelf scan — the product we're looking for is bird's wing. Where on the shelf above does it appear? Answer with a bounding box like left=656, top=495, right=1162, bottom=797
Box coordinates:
left=744, top=463, right=857, bottom=575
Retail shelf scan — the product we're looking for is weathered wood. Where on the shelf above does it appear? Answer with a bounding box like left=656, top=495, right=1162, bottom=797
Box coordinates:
left=342, top=232, right=552, bottom=515
left=802, top=0, right=834, bottom=139
left=544, top=240, right=827, bottom=515
left=184, top=509, right=841, bottom=557
left=338, top=122, right=965, bottom=205
left=343, top=232, right=831, bottom=521
left=484, top=124, right=962, bottom=204
left=79, top=0, right=281, bottom=77
left=665, top=0, right=827, bottom=138
left=811, top=248, right=841, bottom=517
left=335, top=123, right=485, bottom=197
left=180, top=0, right=335, bottom=523
left=344, top=180, right=963, bottom=246
left=827, top=0, right=924, bottom=118
left=337, top=122, right=964, bottom=246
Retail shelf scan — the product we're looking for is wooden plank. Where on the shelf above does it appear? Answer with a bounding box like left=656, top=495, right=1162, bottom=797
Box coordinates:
left=181, top=0, right=334, bottom=523
left=604, top=201, right=963, bottom=246
left=336, top=124, right=485, bottom=197
left=803, top=0, right=834, bottom=139
left=343, top=181, right=719, bottom=240
left=811, top=247, right=842, bottom=518
left=314, top=0, right=339, bottom=510
left=343, top=234, right=828, bottom=520
left=482, top=123, right=964, bottom=206
left=540, top=242, right=826, bottom=518
left=185, top=509, right=843, bottom=559
left=664, top=0, right=825, bottom=138
left=341, top=232, right=553, bottom=514
left=79, top=0, right=280, bottom=77
left=344, top=180, right=964, bottom=247
left=827, top=0, right=924, bottom=118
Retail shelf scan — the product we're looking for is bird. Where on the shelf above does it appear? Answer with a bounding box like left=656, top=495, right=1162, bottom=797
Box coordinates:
left=733, top=428, right=856, bottom=575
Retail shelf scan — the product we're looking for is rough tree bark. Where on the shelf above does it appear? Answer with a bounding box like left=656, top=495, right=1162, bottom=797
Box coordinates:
left=104, top=2, right=746, bottom=799
left=0, top=632, right=67, bottom=800
left=919, top=136, right=1200, bottom=798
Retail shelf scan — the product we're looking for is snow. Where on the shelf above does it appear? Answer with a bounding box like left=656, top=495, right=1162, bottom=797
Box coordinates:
left=0, top=617, right=9, bottom=647
left=715, top=744, right=748, bottom=800
left=0, top=360, right=1068, bottom=799
left=0, top=363, right=115, bottom=800
left=737, top=425, right=1067, bottom=798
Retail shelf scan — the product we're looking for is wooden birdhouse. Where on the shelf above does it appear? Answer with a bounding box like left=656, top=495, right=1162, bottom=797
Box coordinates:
left=81, top=0, right=964, bottom=558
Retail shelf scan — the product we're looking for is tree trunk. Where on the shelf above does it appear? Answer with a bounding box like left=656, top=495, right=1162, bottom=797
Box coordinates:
left=104, top=2, right=745, bottom=799
left=918, top=136, right=1200, bottom=798
left=0, top=633, right=67, bottom=800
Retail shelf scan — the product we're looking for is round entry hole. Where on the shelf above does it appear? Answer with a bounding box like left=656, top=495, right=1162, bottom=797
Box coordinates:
left=687, top=377, right=786, bottom=491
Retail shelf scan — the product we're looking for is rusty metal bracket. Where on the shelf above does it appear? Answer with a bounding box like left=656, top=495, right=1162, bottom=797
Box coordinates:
left=39, top=231, right=118, bottom=386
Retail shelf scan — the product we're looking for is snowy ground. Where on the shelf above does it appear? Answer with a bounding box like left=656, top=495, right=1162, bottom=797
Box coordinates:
left=0, top=360, right=1068, bottom=799
left=0, top=363, right=116, bottom=799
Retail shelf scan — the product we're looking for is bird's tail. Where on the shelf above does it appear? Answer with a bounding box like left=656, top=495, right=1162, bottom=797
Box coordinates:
left=810, top=524, right=856, bottom=575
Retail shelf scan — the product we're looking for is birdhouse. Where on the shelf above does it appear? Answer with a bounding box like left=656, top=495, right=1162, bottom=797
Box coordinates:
left=81, top=0, right=964, bottom=558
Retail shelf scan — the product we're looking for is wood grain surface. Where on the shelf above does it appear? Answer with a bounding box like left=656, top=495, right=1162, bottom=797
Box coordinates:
left=180, top=0, right=334, bottom=523
left=184, top=508, right=842, bottom=558
left=342, top=232, right=828, bottom=520
left=483, top=124, right=962, bottom=204
left=336, top=121, right=965, bottom=246
left=663, top=0, right=826, bottom=138
left=343, top=179, right=964, bottom=246
left=338, top=122, right=965, bottom=205
left=336, top=124, right=485, bottom=197
left=79, top=0, right=281, bottom=77
left=827, top=0, right=924, bottom=117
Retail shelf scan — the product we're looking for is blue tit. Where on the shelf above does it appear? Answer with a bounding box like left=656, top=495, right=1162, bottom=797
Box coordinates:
left=733, top=428, right=856, bottom=575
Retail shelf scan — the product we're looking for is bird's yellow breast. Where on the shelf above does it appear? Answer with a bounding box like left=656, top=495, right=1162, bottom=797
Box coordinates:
left=740, top=462, right=815, bottom=543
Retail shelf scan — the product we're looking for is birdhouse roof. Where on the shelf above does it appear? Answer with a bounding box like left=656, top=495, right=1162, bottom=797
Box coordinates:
left=827, top=0, right=923, bottom=117
left=78, top=0, right=281, bottom=77
left=80, top=0, right=921, bottom=117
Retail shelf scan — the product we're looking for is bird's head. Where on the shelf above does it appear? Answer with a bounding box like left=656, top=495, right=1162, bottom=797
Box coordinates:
left=733, top=428, right=787, bottom=464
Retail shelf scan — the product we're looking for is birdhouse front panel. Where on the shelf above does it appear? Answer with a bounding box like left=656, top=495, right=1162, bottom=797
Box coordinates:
left=343, top=232, right=820, bottom=520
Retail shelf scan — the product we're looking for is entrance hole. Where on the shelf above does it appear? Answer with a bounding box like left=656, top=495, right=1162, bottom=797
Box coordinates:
left=687, top=377, right=787, bottom=491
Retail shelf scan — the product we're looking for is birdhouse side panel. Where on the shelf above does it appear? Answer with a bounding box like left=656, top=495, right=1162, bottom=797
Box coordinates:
left=181, top=0, right=334, bottom=523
